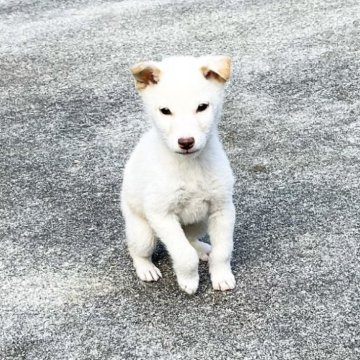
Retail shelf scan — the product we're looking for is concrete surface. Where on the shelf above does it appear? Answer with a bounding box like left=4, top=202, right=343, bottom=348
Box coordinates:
left=1, top=0, right=359, bottom=359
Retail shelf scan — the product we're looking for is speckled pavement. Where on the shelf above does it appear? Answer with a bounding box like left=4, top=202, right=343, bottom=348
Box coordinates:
left=1, top=0, right=359, bottom=359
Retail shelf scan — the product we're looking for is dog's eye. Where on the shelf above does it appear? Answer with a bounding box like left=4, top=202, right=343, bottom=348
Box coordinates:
left=196, top=103, right=209, bottom=112
left=160, top=107, right=172, bottom=115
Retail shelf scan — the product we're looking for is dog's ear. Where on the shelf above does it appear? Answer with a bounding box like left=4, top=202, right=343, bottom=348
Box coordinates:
left=201, top=56, right=231, bottom=83
left=130, top=62, right=161, bottom=90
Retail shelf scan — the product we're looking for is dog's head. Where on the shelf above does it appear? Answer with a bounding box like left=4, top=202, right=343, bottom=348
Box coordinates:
left=130, top=56, right=231, bottom=156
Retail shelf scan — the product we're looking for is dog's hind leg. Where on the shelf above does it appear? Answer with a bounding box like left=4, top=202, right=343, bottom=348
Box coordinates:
left=183, top=222, right=212, bottom=262
left=123, top=203, right=162, bottom=282
left=191, top=240, right=212, bottom=262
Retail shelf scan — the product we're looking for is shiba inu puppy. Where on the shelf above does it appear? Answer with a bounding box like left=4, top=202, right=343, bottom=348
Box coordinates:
left=121, top=55, right=235, bottom=294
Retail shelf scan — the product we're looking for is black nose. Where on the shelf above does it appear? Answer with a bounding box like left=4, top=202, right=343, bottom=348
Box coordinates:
left=178, top=137, right=195, bottom=150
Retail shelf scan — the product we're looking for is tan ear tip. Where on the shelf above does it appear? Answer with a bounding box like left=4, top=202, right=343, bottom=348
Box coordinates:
left=130, top=63, right=144, bottom=76
left=218, top=55, right=232, bottom=81
left=221, top=55, right=232, bottom=68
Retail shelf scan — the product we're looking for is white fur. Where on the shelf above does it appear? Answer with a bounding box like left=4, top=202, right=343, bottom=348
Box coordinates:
left=121, top=56, right=236, bottom=294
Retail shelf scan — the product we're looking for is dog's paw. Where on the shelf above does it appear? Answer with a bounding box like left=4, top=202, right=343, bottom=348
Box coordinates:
left=211, top=269, right=236, bottom=291
left=134, top=259, right=162, bottom=282
left=192, top=240, right=212, bottom=261
left=177, top=274, right=199, bottom=295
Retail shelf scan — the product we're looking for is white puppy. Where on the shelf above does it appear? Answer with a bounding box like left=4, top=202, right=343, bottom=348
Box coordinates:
left=121, top=55, right=236, bottom=294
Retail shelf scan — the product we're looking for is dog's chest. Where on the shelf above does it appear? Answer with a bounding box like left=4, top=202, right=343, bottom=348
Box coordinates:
left=172, top=180, right=213, bottom=225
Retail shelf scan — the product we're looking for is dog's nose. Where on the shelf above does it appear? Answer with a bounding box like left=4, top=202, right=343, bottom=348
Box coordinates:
left=178, top=137, right=195, bottom=150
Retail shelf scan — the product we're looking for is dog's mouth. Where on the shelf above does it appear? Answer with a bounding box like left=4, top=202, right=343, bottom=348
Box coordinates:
left=176, top=149, right=199, bottom=156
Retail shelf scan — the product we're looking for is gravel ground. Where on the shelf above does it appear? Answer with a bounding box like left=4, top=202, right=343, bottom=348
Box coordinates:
left=1, top=0, right=359, bottom=359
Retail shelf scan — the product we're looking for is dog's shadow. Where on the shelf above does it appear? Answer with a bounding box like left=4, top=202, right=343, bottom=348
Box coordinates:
left=152, top=241, right=168, bottom=262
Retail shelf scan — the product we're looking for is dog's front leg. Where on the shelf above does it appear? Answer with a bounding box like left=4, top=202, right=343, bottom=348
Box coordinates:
left=208, top=202, right=236, bottom=291
left=147, top=213, right=199, bottom=294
